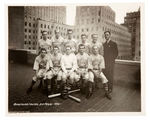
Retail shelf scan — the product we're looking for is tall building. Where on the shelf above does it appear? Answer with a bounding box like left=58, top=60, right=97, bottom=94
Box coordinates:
left=24, top=19, right=73, bottom=50
left=9, top=6, right=69, bottom=50
left=122, top=9, right=140, bottom=61
left=24, top=6, right=66, bottom=24
left=74, top=6, right=132, bottom=60
left=8, top=7, right=25, bottom=49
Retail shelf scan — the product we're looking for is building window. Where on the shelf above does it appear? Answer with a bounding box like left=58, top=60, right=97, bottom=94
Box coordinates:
left=29, top=35, right=31, bottom=39
left=25, top=29, right=27, bottom=32
left=25, top=22, right=27, bottom=26
left=87, top=28, right=89, bottom=32
left=28, top=47, right=31, bottom=49
left=41, top=24, right=43, bottom=28
left=44, top=24, right=46, bottom=28
left=98, top=10, right=101, bottom=16
left=29, top=29, right=31, bottom=33
left=98, top=18, right=100, bottom=23
left=24, top=41, right=26, bottom=44
left=25, top=35, right=27, bottom=39
left=33, top=30, right=35, bottom=33
left=29, top=23, right=31, bottom=27
left=29, top=41, right=31, bottom=44
left=48, top=25, right=49, bottom=29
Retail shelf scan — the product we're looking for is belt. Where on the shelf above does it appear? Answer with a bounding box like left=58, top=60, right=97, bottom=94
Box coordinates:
left=93, top=68, right=99, bottom=70
left=79, top=67, right=87, bottom=69
left=66, top=68, right=72, bottom=70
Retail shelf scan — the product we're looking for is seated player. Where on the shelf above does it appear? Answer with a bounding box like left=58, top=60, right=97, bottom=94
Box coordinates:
left=46, top=46, right=63, bottom=92
left=89, top=45, right=112, bottom=100
left=60, top=45, right=78, bottom=92
left=26, top=48, right=53, bottom=96
left=76, top=44, right=94, bottom=98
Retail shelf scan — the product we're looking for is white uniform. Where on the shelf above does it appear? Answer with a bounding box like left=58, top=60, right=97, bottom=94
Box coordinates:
left=60, top=53, right=78, bottom=84
left=89, top=42, right=104, bottom=56
left=63, top=38, right=78, bottom=54
left=76, top=53, right=94, bottom=82
left=90, top=54, right=108, bottom=83
left=32, top=55, right=53, bottom=82
left=46, top=53, right=62, bottom=81
left=51, top=36, right=65, bottom=53
left=36, top=39, right=52, bottom=55
left=77, top=42, right=90, bottom=55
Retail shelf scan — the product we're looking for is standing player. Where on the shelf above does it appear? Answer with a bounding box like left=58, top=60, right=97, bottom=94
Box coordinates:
left=63, top=29, right=78, bottom=54
left=26, top=48, right=53, bottom=96
left=89, top=34, right=103, bottom=56
left=76, top=44, right=94, bottom=98
left=90, top=45, right=112, bottom=100
left=77, top=34, right=90, bottom=55
left=60, top=45, right=78, bottom=92
left=51, top=29, right=65, bottom=54
left=46, top=46, right=63, bottom=92
left=36, top=31, right=52, bottom=56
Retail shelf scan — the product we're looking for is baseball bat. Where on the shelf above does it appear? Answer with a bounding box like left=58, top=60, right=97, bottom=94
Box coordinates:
left=68, top=95, right=81, bottom=103
left=48, top=93, right=61, bottom=98
left=68, top=89, right=80, bottom=94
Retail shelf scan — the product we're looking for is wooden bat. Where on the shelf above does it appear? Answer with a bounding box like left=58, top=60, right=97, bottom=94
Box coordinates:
left=68, top=95, right=81, bottom=103
left=68, top=89, right=80, bottom=94
left=48, top=93, right=61, bottom=98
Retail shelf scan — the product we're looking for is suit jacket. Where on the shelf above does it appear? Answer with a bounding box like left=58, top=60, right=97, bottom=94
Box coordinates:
left=103, top=40, right=118, bottom=70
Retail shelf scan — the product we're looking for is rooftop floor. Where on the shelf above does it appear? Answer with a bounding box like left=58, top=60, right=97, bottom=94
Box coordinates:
left=8, top=63, right=141, bottom=113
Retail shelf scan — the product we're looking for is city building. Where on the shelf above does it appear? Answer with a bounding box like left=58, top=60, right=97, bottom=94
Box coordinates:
left=122, top=9, right=140, bottom=61
left=24, top=6, right=66, bottom=24
left=9, top=7, right=25, bottom=49
left=24, top=18, right=73, bottom=50
left=74, top=6, right=132, bottom=60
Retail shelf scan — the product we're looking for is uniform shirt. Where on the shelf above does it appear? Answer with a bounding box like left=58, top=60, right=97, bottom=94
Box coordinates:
left=76, top=53, right=91, bottom=69
left=61, top=53, right=78, bottom=72
left=50, top=53, right=62, bottom=67
left=77, top=41, right=90, bottom=55
left=36, top=38, right=52, bottom=55
left=51, top=36, right=64, bottom=53
left=89, top=42, right=104, bottom=56
left=33, top=55, right=53, bottom=71
left=90, top=54, right=105, bottom=70
left=63, top=38, right=78, bottom=53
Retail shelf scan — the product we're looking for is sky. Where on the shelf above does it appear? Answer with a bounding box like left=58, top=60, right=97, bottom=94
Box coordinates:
left=66, top=3, right=141, bottom=25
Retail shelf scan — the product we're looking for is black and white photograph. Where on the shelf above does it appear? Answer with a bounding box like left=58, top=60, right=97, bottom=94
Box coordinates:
left=8, top=4, right=142, bottom=113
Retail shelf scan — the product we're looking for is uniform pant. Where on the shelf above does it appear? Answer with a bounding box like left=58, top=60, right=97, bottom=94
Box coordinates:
left=46, top=67, right=62, bottom=81
left=92, top=70, right=108, bottom=84
left=32, top=69, right=48, bottom=82
left=62, top=70, right=78, bottom=84
left=75, top=68, right=94, bottom=83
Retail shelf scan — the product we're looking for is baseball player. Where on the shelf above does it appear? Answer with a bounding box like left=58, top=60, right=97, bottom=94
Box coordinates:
left=76, top=44, right=94, bottom=98
left=89, top=34, right=104, bottom=56
left=89, top=45, right=112, bottom=100
left=36, top=31, right=52, bottom=56
left=46, top=46, right=63, bottom=92
left=63, top=29, right=78, bottom=54
left=51, top=29, right=65, bottom=54
left=60, top=45, right=78, bottom=92
left=26, top=48, right=53, bottom=95
left=77, top=34, right=90, bottom=55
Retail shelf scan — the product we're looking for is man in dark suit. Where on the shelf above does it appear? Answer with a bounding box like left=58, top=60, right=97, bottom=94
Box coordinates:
left=103, top=31, right=118, bottom=93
